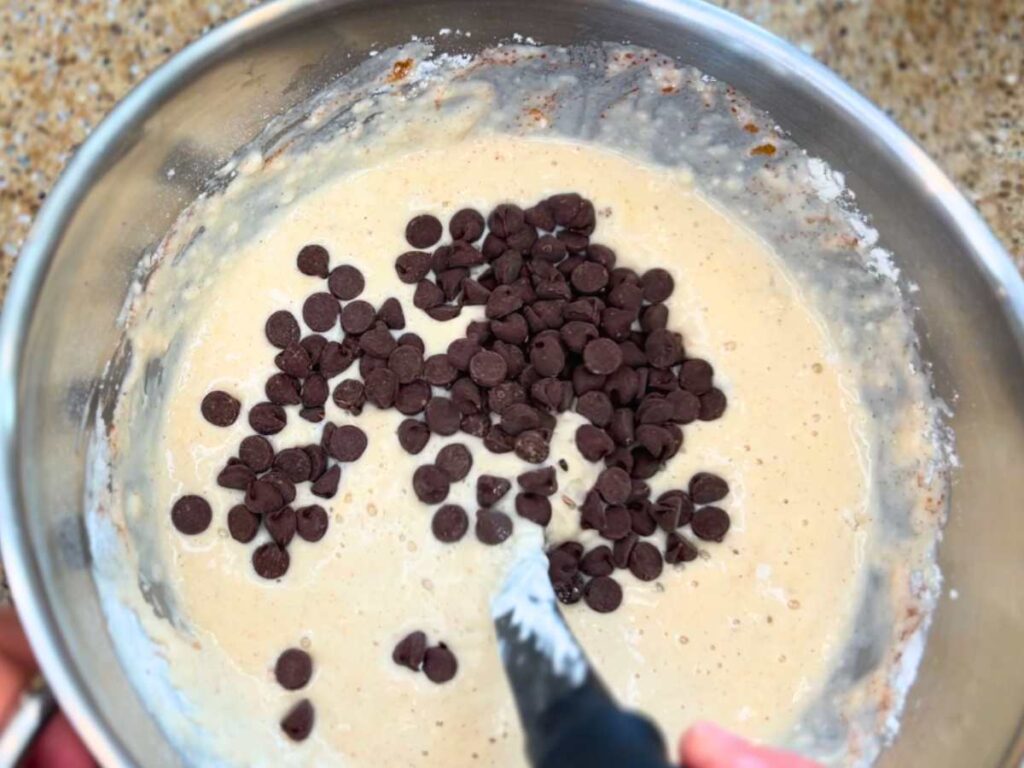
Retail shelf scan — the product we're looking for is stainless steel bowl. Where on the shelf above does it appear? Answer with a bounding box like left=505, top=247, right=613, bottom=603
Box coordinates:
left=2, top=1, right=1023, bottom=765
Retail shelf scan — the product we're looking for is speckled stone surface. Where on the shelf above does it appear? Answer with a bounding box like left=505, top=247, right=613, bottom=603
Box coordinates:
left=1, top=0, right=1021, bottom=301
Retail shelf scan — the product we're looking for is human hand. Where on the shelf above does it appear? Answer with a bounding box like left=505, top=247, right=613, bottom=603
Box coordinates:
left=0, top=607, right=95, bottom=768
left=680, top=722, right=822, bottom=768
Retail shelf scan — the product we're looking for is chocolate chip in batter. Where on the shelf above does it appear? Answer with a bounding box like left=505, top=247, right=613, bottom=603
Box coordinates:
left=340, top=300, right=376, bottom=335
left=332, top=379, right=366, bottom=414
left=237, top=436, right=274, bottom=474
left=515, top=493, right=552, bottom=526
left=575, top=424, right=615, bottom=462
left=431, top=504, right=469, bottom=543
left=406, top=214, right=443, bottom=249
left=275, top=648, right=313, bottom=690
left=436, top=443, right=473, bottom=482
left=275, top=343, right=312, bottom=379
left=469, top=350, right=508, bottom=388
left=265, top=507, right=296, bottom=546
left=392, top=631, right=427, bottom=671
left=274, top=448, right=312, bottom=483
left=517, top=466, right=557, bottom=496
left=599, top=505, right=632, bottom=541
left=423, top=644, right=458, bottom=684
left=310, top=465, right=341, bottom=499
left=327, top=424, right=368, bottom=463
left=424, top=398, right=460, bottom=436
left=689, top=472, right=729, bottom=504
left=698, top=388, right=728, bottom=421
left=395, top=250, right=433, bottom=284
left=691, top=506, right=731, bottom=542
left=201, top=390, right=240, bottom=427
left=296, top=504, right=329, bottom=542
left=583, top=338, right=623, bottom=376
left=397, top=419, right=431, bottom=455
left=280, top=699, right=314, bottom=741
left=412, top=465, right=450, bottom=504
left=170, top=495, right=211, bottom=535
left=227, top=505, right=260, bottom=543
left=580, top=545, right=615, bottom=577
left=628, top=541, right=664, bottom=581
left=595, top=467, right=631, bottom=505
left=664, top=531, right=699, bottom=564
left=265, top=310, right=301, bottom=349
left=679, top=358, right=714, bottom=395
left=477, top=475, right=511, bottom=507
left=640, top=268, right=674, bottom=303
left=296, top=244, right=330, bottom=278
left=475, top=509, right=513, bottom=545
left=514, top=430, right=549, bottom=464
left=264, top=373, right=301, bottom=406
left=217, top=462, right=254, bottom=491
left=302, top=292, right=340, bottom=333
left=327, top=264, right=366, bottom=300
left=584, top=576, right=622, bottom=613
left=364, top=368, right=399, bottom=409
left=253, top=542, right=290, bottom=579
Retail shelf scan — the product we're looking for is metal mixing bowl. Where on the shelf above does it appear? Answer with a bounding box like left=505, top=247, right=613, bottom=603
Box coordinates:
left=2, top=1, right=1023, bottom=765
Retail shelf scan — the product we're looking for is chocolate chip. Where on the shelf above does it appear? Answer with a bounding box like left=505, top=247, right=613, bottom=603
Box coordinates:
left=599, top=505, right=632, bottom=540
left=529, top=335, right=565, bottom=377
left=436, top=267, right=468, bottom=301
left=595, top=467, right=631, bottom=505
left=305, top=444, right=327, bottom=481
left=253, top=542, right=290, bottom=579
left=475, top=509, right=513, bottom=545
left=265, top=310, right=301, bottom=348
left=477, top=475, right=511, bottom=507
left=451, top=378, right=483, bottom=414
left=301, top=334, right=327, bottom=366
left=689, top=472, right=729, bottom=504
left=275, top=648, right=313, bottom=690
left=586, top=243, right=617, bottom=269
left=217, top=462, right=253, bottom=491
left=447, top=338, right=482, bottom=371
left=332, top=378, right=365, bottom=414
left=570, top=261, right=609, bottom=294
left=280, top=699, right=314, bottom=741
left=584, top=576, right=623, bottom=613
left=239, top=435, right=274, bottom=472
left=515, top=430, right=549, bottom=464
left=436, top=443, right=473, bottom=481
left=302, top=292, right=340, bottom=332
left=531, top=377, right=572, bottom=412
left=525, top=200, right=556, bottom=231
left=644, top=329, right=682, bottom=369
left=628, top=541, right=663, bottom=581
left=319, top=340, right=356, bottom=379
left=265, top=506, right=296, bottom=546
left=612, top=532, right=638, bottom=568
left=395, top=250, right=433, bottom=283
left=485, top=285, right=523, bottom=319
left=493, top=250, right=523, bottom=284
left=423, top=354, right=458, bottom=386
left=580, top=545, right=615, bottom=577
left=265, top=375, right=300, bottom=410
left=462, top=279, right=491, bottom=305
left=468, top=350, right=507, bottom=387
left=413, top=465, right=450, bottom=504
left=492, top=313, right=529, bottom=346
left=500, top=403, right=541, bottom=436
left=360, top=355, right=387, bottom=378
left=272, top=448, right=310, bottom=483
left=413, top=280, right=445, bottom=310
left=360, top=323, right=397, bottom=358
left=665, top=389, right=700, bottom=424
left=575, top=424, right=615, bottom=462
left=296, top=507, right=327, bottom=544
left=395, top=380, right=431, bottom=415
left=423, top=644, right=458, bottom=684
left=515, top=493, right=552, bottom=526
left=517, top=466, right=557, bottom=496
left=297, top=244, right=329, bottom=278
left=531, top=234, right=567, bottom=262
left=692, top=506, right=730, bottom=541
left=560, top=321, right=599, bottom=354
left=640, top=268, right=674, bottom=303
left=398, top=332, right=425, bottom=351
left=393, top=631, right=427, bottom=670
left=641, top=304, right=669, bottom=333
left=364, top=368, right=399, bottom=409
left=223, top=505, right=258, bottom=543
left=548, top=545, right=581, bottom=585
left=636, top=395, right=674, bottom=425
left=326, top=264, right=364, bottom=300
left=310, top=464, right=341, bottom=498
left=339, top=300, right=374, bottom=335
left=200, top=390, right=240, bottom=427
left=555, top=572, right=586, bottom=605
left=398, top=419, right=431, bottom=455
left=328, top=424, right=368, bottom=462
left=665, top=531, right=699, bottom=564
left=300, top=406, right=324, bottom=421
left=275, top=342, right=312, bottom=378
left=424, top=398, right=460, bottom=436
left=698, top=388, right=727, bottom=420
left=461, top=413, right=491, bottom=437
left=583, top=338, right=623, bottom=376
left=432, top=504, right=469, bottom=543
left=600, top=307, right=636, bottom=341
left=450, top=208, right=485, bottom=242
left=375, top=297, right=405, bottom=331
left=249, top=402, right=287, bottom=435
left=406, top=214, right=443, bottom=248
left=243, top=479, right=283, bottom=516
left=170, top=495, right=211, bottom=535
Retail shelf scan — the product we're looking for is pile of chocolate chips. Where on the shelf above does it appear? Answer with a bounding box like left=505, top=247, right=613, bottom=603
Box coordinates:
left=387, top=195, right=732, bottom=613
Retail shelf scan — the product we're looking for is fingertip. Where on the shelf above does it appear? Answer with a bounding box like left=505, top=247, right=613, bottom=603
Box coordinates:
left=21, top=711, right=96, bottom=768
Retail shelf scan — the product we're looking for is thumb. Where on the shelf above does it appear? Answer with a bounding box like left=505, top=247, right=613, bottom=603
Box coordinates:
left=680, top=722, right=822, bottom=768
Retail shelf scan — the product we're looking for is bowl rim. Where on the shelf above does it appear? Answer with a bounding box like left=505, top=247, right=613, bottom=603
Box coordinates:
left=2, top=0, right=1022, bottom=765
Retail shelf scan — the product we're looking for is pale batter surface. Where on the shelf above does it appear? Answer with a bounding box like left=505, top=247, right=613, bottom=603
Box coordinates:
left=107, top=137, right=870, bottom=766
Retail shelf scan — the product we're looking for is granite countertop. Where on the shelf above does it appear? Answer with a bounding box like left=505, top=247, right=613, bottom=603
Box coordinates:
left=1, top=1, right=1021, bottom=294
